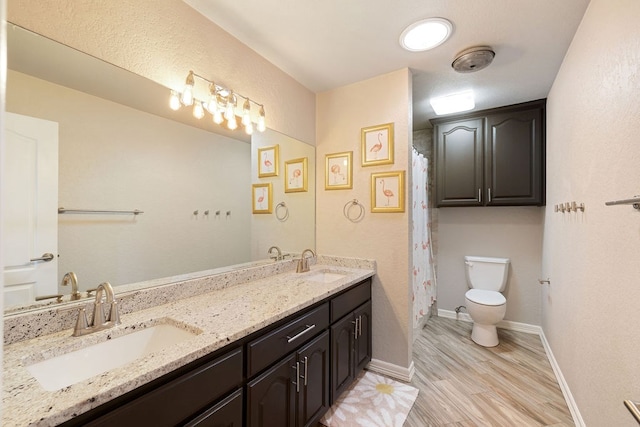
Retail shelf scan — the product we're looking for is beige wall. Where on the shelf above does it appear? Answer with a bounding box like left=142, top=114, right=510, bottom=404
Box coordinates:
left=316, top=69, right=412, bottom=369
left=436, top=207, right=544, bottom=325
left=7, top=0, right=316, bottom=145
left=543, top=0, right=640, bottom=425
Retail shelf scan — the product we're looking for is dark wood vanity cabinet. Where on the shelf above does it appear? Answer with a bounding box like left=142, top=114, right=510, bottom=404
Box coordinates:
left=330, top=282, right=372, bottom=403
left=433, top=99, right=546, bottom=207
left=60, top=278, right=372, bottom=427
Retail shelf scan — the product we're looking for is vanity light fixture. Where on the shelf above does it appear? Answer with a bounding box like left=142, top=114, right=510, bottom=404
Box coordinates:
left=169, top=70, right=266, bottom=133
left=430, top=90, right=475, bottom=115
left=400, top=17, right=453, bottom=52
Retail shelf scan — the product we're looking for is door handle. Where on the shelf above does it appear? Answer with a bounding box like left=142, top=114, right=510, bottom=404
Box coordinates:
left=30, top=253, right=55, bottom=262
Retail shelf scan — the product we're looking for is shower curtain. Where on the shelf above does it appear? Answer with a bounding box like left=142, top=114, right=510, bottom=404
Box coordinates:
left=412, top=149, right=437, bottom=331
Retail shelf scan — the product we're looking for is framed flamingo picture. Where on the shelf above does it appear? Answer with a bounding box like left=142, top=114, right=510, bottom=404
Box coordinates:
left=371, top=171, right=405, bottom=213
left=284, top=157, right=308, bottom=193
left=325, top=151, right=353, bottom=190
left=258, top=145, right=279, bottom=177
left=361, top=122, right=394, bottom=166
left=252, top=183, right=273, bottom=214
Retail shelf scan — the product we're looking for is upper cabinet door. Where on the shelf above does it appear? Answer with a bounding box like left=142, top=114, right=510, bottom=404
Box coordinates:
left=435, top=118, right=484, bottom=207
left=485, top=107, right=544, bottom=206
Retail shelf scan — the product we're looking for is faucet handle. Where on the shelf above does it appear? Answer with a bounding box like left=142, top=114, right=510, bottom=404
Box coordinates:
left=72, top=308, right=90, bottom=336
left=109, top=300, right=121, bottom=325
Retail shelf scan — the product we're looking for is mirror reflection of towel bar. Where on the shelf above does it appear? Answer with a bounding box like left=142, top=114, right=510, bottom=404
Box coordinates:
left=58, top=207, right=144, bottom=215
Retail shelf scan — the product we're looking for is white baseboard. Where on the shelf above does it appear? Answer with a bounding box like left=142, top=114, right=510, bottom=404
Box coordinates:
left=367, top=358, right=415, bottom=383
left=436, top=308, right=584, bottom=425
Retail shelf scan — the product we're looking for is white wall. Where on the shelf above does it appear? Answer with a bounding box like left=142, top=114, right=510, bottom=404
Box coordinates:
left=8, top=70, right=252, bottom=289
left=316, top=69, right=413, bottom=371
left=543, top=0, right=640, bottom=425
left=437, top=207, right=544, bottom=325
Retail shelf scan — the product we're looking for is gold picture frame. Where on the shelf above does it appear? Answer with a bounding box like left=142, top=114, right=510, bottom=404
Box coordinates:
left=252, top=183, right=273, bottom=213
left=371, top=171, right=405, bottom=213
left=361, top=122, right=394, bottom=166
left=325, top=151, right=353, bottom=190
left=284, top=157, right=308, bottom=193
left=257, top=145, right=279, bottom=177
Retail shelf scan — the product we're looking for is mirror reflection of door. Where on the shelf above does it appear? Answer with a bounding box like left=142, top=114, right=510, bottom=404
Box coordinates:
left=3, top=112, right=58, bottom=308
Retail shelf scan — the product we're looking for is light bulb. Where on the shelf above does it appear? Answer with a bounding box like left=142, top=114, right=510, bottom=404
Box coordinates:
left=181, top=71, right=195, bottom=106
left=224, top=93, right=236, bottom=121
left=213, top=109, right=224, bottom=124
left=206, top=83, right=218, bottom=114
left=257, top=105, right=266, bottom=132
left=169, top=90, right=181, bottom=110
left=193, top=100, right=205, bottom=119
left=245, top=121, right=254, bottom=135
left=242, top=98, right=251, bottom=126
left=227, top=115, right=238, bottom=130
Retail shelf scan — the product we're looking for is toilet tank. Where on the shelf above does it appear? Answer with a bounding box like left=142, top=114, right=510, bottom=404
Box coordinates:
left=464, top=256, right=510, bottom=292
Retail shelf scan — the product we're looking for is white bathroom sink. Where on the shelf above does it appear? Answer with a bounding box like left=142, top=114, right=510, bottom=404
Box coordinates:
left=26, top=323, right=199, bottom=391
left=304, top=270, right=348, bottom=283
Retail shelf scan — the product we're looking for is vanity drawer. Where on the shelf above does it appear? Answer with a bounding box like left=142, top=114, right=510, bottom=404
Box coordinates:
left=247, top=303, right=329, bottom=377
left=86, top=347, right=243, bottom=427
left=331, top=279, right=371, bottom=323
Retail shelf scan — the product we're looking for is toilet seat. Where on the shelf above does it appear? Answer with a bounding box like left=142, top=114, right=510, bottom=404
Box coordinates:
left=465, top=289, right=506, bottom=306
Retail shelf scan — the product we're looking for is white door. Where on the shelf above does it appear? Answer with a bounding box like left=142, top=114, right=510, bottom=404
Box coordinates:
left=2, top=112, right=58, bottom=308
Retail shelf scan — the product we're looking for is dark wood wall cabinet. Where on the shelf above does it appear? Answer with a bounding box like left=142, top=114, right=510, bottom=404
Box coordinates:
left=432, top=99, right=546, bottom=207
left=61, top=278, right=372, bottom=427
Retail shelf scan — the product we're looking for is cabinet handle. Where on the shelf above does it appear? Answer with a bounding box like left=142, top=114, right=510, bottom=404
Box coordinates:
left=478, top=188, right=482, bottom=203
left=292, top=362, right=300, bottom=393
left=358, top=315, right=363, bottom=337
left=286, top=324, right=316, bottom=343
left=352, top=318, right=359, bottom=339
left=302, top=356, right=308, bottom=386
left=488, top=188, right=492, bottom=203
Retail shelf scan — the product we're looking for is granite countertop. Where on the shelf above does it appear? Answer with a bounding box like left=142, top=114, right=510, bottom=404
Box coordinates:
left=3, top=261, right=375, bottom=426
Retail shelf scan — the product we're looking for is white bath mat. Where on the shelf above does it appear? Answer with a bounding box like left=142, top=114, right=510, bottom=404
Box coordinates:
left=320, top=370, right=419, bottom=427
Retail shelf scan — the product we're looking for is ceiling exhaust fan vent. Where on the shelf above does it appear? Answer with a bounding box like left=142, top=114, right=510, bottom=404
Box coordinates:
left=452, top=46, right=495, bottom=73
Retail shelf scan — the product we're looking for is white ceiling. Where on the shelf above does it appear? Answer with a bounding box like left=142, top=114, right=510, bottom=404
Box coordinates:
left=184, top=0, right=590, bottom=129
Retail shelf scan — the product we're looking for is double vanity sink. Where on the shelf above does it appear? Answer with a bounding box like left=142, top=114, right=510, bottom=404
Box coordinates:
left=3, top=260, right=374, bottom=426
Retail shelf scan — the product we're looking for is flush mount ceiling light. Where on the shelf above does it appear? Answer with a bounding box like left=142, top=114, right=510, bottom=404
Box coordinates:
left=400, top=18, right=453, bottom=52
left=169, top=70, right=266, bottom=134
left=430, top=90, right=475, bottom=115
left=452, top=46, right=495, bottom=73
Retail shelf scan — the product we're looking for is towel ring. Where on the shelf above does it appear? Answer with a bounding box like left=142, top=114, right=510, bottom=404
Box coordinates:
left=275, top=202, right=289, bottom=222
left=343, top=199, right=365, bottom=223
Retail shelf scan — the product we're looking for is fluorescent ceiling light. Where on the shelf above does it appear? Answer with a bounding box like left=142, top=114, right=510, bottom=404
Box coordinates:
left=400, top=18, right=453, bottom=52
left=430, top=90, right=475, bottom=115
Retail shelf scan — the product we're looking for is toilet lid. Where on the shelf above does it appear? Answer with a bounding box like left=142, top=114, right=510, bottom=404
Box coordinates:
left=465, top=289, right=506, bottom=306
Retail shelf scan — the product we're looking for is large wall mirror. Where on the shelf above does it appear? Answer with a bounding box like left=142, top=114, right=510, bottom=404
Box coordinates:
left=3, top=24, right=315, bottom=313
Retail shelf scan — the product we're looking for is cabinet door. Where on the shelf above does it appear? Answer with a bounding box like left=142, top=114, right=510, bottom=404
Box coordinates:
left=185, top=389, right=243, bottom=427
left=330, top=314, right=355, bottom=403
left=435, top=118, right=484, bottom=207
left=247, top=353, right=297, bottom=427
left=297, top=331, right=330, bottom=427
left=354, top=302, right=372, bottom=375
left=485, top=107, right=544, bottom=205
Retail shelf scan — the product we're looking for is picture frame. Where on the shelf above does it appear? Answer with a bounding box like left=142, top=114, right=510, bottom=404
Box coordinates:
left=325, top=151, right=353, bottom=190
left=258, top=145, right=279, bottom=177
left=371, top=171, right=405, bottom=213
left=284, top=157, right=308, bottom=193
left=252, top=183, right=273, bottom=213
left=361, top=122, right=394, bottom=166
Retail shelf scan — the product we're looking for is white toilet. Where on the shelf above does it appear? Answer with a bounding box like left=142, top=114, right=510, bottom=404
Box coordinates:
left=464, top=256, right=510, bottom=347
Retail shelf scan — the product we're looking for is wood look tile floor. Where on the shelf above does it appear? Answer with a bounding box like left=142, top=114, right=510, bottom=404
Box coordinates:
left=405, top=316, right=574, bottom=427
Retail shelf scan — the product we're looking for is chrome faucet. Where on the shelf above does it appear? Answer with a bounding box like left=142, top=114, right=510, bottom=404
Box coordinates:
left=73, top=282, right=120, bottom=337
left=296, top=249, right=316, bottom=273
left=268, top=246, right=283, bottom=261
left=61, top=271, right=81, bottom=301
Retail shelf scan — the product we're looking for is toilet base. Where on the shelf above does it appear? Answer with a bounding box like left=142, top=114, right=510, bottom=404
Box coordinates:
left=471, top=323, right=499, bottom=347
